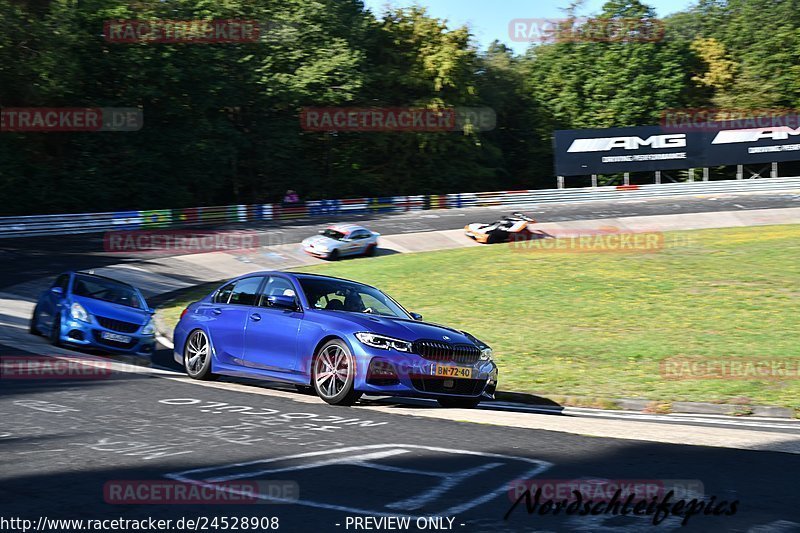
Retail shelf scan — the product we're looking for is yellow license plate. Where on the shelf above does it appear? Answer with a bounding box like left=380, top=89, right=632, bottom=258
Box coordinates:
left=431, top=364, right=473, bottom=379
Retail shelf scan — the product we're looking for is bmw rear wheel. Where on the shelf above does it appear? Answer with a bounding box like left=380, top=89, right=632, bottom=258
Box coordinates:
left=313, top=339, right=361, bottom=406
left=184, top=329, right=216, bottom=380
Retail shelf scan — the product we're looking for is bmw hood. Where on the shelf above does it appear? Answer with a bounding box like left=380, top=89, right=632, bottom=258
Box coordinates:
left=344, top=313, right=476, bottom=345
left=302, top=235, right=339, bottom=249
left=72, top=295, right=149, bottom=325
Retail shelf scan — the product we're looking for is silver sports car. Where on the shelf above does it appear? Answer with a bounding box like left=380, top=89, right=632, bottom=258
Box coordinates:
left=301, top=224, right=380, bottom=260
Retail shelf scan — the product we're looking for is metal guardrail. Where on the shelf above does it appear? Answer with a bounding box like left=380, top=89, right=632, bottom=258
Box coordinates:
left=1, top=177, right=799, bottom=238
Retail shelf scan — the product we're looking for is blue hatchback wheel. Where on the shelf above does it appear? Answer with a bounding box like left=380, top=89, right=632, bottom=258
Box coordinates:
left=49, top=314, right=62, bottom=346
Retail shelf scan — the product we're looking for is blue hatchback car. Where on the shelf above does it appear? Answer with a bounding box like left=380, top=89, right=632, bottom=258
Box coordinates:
left=173, top=272, right=498, bottom=407
left=30, top=271, right=156, bottom=355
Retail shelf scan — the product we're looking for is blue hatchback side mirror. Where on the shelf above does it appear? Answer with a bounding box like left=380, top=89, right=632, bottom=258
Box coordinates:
left=410, top=312, right=423, bottom=321
left=50, top=286, right=64, bottom=296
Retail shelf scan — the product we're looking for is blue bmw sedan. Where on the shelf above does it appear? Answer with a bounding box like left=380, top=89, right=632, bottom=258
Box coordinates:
left=173, top=272, right=498, bottom=407
left=30, top=271, right=157, bottom=355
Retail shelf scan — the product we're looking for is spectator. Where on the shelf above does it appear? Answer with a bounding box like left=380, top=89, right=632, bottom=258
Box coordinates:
left=282, top=189, right=300, bottom=205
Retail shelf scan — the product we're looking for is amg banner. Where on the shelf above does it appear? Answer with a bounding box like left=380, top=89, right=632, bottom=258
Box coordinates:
left=553, top=121, right=800, bottom=175
left=705, top=125, right=800, bottom=166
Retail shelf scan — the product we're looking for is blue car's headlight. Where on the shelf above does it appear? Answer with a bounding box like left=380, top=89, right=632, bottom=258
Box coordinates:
left=141, top=319, right=155, bottom=335
left=70, top=302, right=89, bottom=322
left=355, top=332, right=412, bottom=352
left=462, top=330, right=493, bottom=361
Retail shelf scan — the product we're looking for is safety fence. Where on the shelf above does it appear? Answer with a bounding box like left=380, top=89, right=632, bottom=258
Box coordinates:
left=1, top=176, right=799, bottom=238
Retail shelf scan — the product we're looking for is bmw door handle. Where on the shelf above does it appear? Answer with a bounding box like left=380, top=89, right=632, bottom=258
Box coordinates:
left=211, top=308, right=222, bottom=315
left=249, top=313, right=262, bottom=322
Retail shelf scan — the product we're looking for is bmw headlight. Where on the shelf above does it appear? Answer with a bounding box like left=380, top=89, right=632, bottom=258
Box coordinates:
left=462, top=330, right=493, bottom=361
left=142, top=319, right=155, bottom=335
left=355, top=332, right=412, bottom=352
left=70, top=302, right=89, bottom=322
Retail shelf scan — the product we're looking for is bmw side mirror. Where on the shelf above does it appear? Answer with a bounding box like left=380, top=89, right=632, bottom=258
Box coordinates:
left=410, top=312, right=423, bottom=321
left=267, top=295, right=299, bottom=311
left=50, top=286, right=64, bottom=296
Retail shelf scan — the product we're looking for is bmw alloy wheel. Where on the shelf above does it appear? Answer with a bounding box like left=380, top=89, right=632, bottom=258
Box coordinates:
left=184, top=329, right=215, bottom=380
left=313, top=340, right=361, bottom=405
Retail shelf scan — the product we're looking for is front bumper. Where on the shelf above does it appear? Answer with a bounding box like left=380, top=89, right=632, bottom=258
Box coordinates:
left=464, top=229, right=490, bottom=244
left=60, top=316, right=155, bottom=356
left=351, top=345, right=498, bottom=399
left=302, top=245, right=332, bottom=258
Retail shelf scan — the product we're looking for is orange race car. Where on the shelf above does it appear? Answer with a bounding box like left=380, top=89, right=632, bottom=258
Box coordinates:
left=464, top=212, right=536, bottom=244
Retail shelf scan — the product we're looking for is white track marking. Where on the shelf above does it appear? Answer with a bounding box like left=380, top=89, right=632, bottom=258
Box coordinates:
left=166, top=444, right=551, bottom=518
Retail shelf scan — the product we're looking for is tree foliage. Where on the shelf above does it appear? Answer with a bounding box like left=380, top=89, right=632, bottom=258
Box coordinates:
left=0, top=0, right=797, bottom=214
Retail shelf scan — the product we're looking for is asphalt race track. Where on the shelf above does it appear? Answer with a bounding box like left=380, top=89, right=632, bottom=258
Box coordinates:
left=2, top=360, right=799, bottom=533
left=2, top=189, right=799, bottom=290
left=2, top=191, right=800, bottom=532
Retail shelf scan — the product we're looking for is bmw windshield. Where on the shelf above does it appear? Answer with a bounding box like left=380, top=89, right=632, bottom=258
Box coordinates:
left=320, top=229, right=346, bottom=240
left=72, top=275, right=145, bottom=309
left=297, top=277, right=410, bottom=318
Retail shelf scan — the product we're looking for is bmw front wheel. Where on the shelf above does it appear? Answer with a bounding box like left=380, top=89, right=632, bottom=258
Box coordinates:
left=184, top=329, right=216, bottom=380
left=313, top=339, right=361, bottom=406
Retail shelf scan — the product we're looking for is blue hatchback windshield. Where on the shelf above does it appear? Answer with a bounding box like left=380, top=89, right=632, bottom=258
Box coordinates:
left=72, top=275, right=144, bottom=309
left=298, top=277, right=409, bottom=318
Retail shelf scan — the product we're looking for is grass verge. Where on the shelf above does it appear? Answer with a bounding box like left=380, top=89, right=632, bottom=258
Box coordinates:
left=159, top=224, right=800, bottom=409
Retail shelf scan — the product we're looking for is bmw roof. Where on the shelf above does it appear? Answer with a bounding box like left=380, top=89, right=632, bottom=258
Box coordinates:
left=326, top=223, right=369, bottom=235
